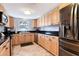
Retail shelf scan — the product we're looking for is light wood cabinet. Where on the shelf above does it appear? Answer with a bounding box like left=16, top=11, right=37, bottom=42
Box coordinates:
left=37, top=6, right=60, bottom=27
left=51, top=8, right=60, bottom=25
left=22, top=33, right=34, bottom=43
left=50, top=36, right=59, bottom=56
left=32, top=19, right=37, bottom=28
left=38, top=34, right=45, bottom=47
left=37, top=18, right=41, bottom=27
left=41, top=16, right=45, bottom=27
left=44, top=35, right=51, bottom=51
left=12, top=33, right=35, bottom=46
left=38, top=34, right=59, bottom=56
left=36, top=4, right=71, bottom=27
left=12, top=34, right=20, bottom=45
left=44, top=15, right=48, bottom=26
left=0, top=4, right=4, bottom=12
left=0, top=39, right=10, bottom=56
left=8, top=16, right=14, bottom=28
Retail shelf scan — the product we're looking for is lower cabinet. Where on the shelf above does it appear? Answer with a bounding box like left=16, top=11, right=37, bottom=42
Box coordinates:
left=38, top=34, right=45, bottom=47
left=12, top=33, right=34, bottom=46
left=38, top=34, right=59, bottom=56
left=0, top=39, right=10, bottom=56
left=50, top=36, right=59, bottom=56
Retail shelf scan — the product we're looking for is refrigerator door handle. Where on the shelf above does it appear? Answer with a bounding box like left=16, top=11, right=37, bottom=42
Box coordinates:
left=74, top=4, right=78, bottom=40
left=70, top=4, right=74, bottom=38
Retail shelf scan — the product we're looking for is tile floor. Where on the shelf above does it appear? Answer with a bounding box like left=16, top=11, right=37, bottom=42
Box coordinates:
left=12, top=43, right=52, bottom=56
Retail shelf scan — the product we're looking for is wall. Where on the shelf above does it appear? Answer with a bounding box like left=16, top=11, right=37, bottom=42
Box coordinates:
left=14, top=18, right=33, bottom=32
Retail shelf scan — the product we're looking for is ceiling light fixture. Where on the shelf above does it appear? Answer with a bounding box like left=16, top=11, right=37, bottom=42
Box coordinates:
left=24, top=10, right=31, bottom=15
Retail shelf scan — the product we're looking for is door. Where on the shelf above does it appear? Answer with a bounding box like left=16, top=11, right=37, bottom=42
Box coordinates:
left=60, top=4, right=74, bottom=39
left=74, top=4, right=79, bottom=40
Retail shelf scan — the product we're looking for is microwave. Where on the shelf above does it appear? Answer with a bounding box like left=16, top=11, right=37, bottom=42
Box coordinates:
left=0, top=12, right=8, bottom=25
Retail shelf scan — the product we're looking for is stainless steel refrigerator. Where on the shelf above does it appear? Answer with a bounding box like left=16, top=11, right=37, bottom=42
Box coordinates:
left=59, top=3, right=79, bottom=56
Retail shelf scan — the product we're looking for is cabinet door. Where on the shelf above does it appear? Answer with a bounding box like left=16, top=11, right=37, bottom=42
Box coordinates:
left=38, top=34, right=44, bottom=46
left=44, top=15, right=48, bottom=26
left=37, top=19, right=41, bottom=27
left=50, top=36, right=59, bottom=56
left=12, top=34, right=20, bottom=45
left=0, top=40, right=10, bottom=56
left=8, top=16, right=14, bottom=28
left=47, top=13, right=52, bottom=25
left=40, top=35, right=45, bottom=48
left=30, top=33, right=34, bottom=42
left=32, top=20, right=37, bottom=28
left=0, top=4, right=4, bottom=12
left=44, top=35, right=51, bottom=51
left=24, top=34, right=32, bottom=43
left=51, top=8, right=59, bottom=25
left=38, top=34, right=42, bottom=45
left=41, top=16, right=45, bottom=27
left=5, top=42, right=10, bottom=56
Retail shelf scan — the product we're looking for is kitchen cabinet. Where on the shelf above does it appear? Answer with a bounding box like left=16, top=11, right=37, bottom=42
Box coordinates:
left=0, top=4, right=4, bottom=12
left=44, top=35, right=51, bottom=52
left=51, top=8, right=60, bottom=25
left=8, top=16, right=14, bottom=28
left=37, top=18, right=41, bottom=27
left=32, top=19, right=37, bottom=28
left=12, top=33, right=35, bottom=46
left=44, top=15, right=48, bottom=26
left=50, top=36, right=59, bottom=56
left=38, top=34, right=44, bottom=47
left=37, top=7, right=60, bottom=27
left=41, top=16, right=45, bottom=27
left=47, top=13, right=52, bottom=25
left=0, top=38, right=10, bottom=56
left=12, top=34, right=20, bottom=45
left=38, top=34, right=59, bottom=56
left=22, top=33, right=34, bottom=44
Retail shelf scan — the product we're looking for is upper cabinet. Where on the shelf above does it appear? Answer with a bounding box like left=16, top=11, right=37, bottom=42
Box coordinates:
left=32, top=19, right=37, bottom=28
left=37, top=6, right=60, bottom=27
left=36, top=3, right=71, bottom=27
left=0, top=4, right=4, bottom=12
left=8, top=16, right=14, bottom=28
left=51, top=7, right=60, bottom=25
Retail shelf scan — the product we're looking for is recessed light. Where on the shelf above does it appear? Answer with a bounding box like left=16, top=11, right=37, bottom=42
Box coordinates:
left=24, top=10, right=31, bottom=15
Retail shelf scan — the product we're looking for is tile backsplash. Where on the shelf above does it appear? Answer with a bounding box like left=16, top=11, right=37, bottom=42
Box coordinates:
left=39, top=26, right=59, bottom=31
left=0, top=26, right=4, bottom=32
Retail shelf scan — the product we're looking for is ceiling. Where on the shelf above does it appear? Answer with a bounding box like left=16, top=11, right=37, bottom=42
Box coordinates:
left=2, top=3, right=60, bottom=19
